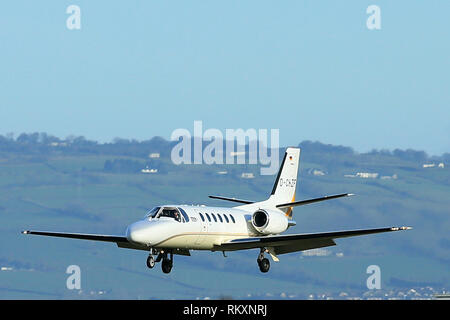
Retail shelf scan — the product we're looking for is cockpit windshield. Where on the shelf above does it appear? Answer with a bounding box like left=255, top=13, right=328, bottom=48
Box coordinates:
left=145, top=206, right=182, bottom=222
left=145, top=206, right=161, bottom=218
left=159, top=208, right=181, bottom=222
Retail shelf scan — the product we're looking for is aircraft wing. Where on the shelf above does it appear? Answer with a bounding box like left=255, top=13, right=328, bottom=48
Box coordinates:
left=21, top=230, right=191, bottom=255
left=215, top=226, right=412, bottom=255
left=22, top=230, right=128, bottom=243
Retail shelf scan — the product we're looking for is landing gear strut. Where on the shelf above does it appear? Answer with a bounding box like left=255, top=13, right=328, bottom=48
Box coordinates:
left=257, top=248, right=270, bottom=273
left=146, top=249, right=173, bottom=274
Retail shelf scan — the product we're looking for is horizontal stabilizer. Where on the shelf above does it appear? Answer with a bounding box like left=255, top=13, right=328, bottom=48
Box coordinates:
left=208, top=195, right=255, bottom=204
left=276, top=193, right=354, bottom=209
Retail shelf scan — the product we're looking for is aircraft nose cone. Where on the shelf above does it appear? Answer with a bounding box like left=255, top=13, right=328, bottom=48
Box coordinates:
left=126, top=221, right=151, bottom=244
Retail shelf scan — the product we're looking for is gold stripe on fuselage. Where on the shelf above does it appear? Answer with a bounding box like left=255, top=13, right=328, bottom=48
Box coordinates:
left=154, top=232, right=252, bottom=250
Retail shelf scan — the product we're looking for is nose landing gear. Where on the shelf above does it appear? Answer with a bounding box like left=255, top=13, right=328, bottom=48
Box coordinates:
left=146, top=249, right=173, bottom=274
left=257, top=248, right=270, bottom=273
left=146, top=255, right=155, bottom=269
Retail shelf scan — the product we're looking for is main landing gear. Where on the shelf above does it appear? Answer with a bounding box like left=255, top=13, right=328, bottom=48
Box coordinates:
left=146, top=249, right=173, bottom=274
left=257, top=248, right=270, bottom=273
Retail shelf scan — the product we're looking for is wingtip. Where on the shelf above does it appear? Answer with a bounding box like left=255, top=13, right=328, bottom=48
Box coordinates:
left=21, top=230, right=30, bottom=234
left=391, top=226, right=413, bottom=231
left=347, top=193, right=356, bottom=196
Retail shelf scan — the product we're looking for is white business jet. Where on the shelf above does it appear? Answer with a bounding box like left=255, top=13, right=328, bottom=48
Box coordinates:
left=22, top=147, right=411, bottom=273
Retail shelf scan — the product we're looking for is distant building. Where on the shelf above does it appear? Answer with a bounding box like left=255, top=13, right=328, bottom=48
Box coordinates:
left=438, top=163, right=445, bottom=168
left=356, top=172, right=379, bottom=179
left=49, top=142, right=68, bottom=147
left=217, top=171, right=228, bottom=175
left=345, top=172, right=379, bottom=179
left=241, top=172, right=255, bottom=179
left=381, top=174, right=398, bottom=180
left=423, top=163, right=435, bottom=168
left=312, top=169, right=325, bottom=176
left=307, top=168, right=327, bottom=176
left=302, top=248, right=331, bottom=257
left=149, top=153, right=160, bottom=158
left=141, top=166, right=158, bottom=174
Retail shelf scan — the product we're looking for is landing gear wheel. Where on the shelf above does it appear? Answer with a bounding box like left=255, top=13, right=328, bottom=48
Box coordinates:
left=161, top=258, right=173, bottom=274
left=257, top=248, right=270, bottom=273
left=258, top=258, right=270, bottom=273
left=146, top=255, right=155, bottom=269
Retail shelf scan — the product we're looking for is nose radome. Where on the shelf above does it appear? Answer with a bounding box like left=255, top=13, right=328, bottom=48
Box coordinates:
left=126, top=221, right=150, bottom=244
left=125, top=225, right=133, bottom=242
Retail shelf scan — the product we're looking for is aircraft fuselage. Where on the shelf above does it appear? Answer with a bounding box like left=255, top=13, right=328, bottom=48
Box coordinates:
left=125, top=205, right=289, bottom=251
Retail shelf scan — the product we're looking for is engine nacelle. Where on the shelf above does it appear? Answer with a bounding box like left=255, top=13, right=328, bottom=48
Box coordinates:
left=251, top=209, right=288, bottom=235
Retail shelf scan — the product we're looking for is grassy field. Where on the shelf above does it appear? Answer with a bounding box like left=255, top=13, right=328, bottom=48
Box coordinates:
left=0, top=150, right=449, bottom=299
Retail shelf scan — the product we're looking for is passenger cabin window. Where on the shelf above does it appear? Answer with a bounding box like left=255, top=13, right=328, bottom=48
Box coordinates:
left=223, top=214, right=229, bottom=223
left=217, top=214, right=223, bottom=223
left=230, top=214, right=236, bottom=223
left=199, top=213, right=205, bottom=222
left=211, top=213, right=217, bottom=222
left=205, top=213, right=211, bottom=222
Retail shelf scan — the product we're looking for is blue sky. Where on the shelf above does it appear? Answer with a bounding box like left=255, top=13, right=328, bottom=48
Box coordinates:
left=0, top=1, right=449, bottom=155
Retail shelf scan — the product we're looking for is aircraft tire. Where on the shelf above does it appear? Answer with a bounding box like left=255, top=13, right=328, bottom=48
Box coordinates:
left=258, top=258, right=270, bottom=273
left=146, top=255, right=155, bottom=269
left=161, top=259, right=173, bottom=274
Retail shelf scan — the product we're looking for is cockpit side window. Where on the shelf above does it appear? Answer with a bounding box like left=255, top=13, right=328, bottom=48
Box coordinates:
left=178, top=207, right=189, bottom=222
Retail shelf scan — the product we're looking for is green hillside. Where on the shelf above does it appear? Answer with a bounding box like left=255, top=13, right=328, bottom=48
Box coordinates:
left=0, top=136, right=448, bottom=299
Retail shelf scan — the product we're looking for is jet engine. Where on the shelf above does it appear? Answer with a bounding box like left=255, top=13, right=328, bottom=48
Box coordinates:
left=251, top=209, right=288, bottom=235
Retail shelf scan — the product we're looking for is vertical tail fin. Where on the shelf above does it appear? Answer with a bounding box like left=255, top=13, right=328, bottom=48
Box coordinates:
left=269, top=147, right=300, bottom=218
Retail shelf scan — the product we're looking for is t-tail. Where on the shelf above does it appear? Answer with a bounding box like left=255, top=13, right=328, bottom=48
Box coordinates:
left=265, top=147, right=300, bottom=218
left=209, top=147, right=354, bottom=219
